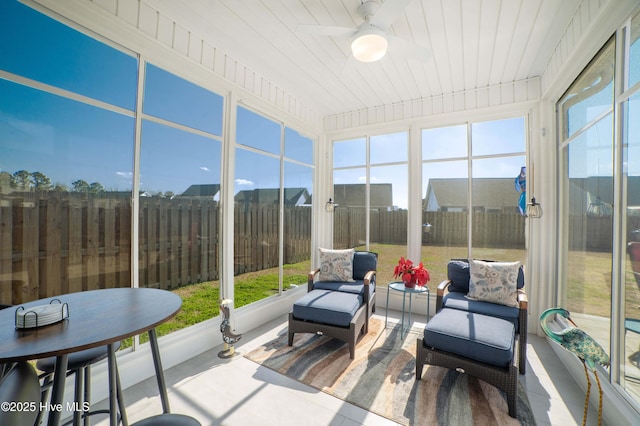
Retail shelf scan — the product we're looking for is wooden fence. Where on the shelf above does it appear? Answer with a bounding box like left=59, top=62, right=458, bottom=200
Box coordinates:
left=335, top=210, right=527, bottom=249
left=566, top=215, right=640, bottom=251
left=335, top=209, right=640, bottom=251
left=0, top=192, right=313, bottom=305
left=233, top=205, right=312, bottom=275
left=0, top=192, right=132, bottom=305
left=2, top=191, right=638, bottom=306
left=138, top=196, right=219, bottom=290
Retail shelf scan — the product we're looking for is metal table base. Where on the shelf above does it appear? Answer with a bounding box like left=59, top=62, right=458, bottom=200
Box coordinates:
left=384, top=281, right=430, bottom=338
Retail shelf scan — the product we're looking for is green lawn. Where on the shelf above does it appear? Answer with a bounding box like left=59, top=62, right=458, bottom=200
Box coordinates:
left=564, top=250, right=640, bottom=318
left=123, top=262, right=309, bottom=348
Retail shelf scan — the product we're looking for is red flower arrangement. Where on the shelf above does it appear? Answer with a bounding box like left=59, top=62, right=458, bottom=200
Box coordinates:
left=394, top=257, right=430, bottom=288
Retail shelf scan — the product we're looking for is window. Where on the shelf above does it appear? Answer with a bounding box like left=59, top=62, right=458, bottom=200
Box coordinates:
left=333, top=137, right=366, bottom=167
left=0, top=0, right=317, bottom=345
left=472, top=118, right=525, bottom=156
left=0, top=0, right=232, bottom=341
left=138, top=64, right=223, bottom=329
left=471, top=118, right=526, bottom=262
left=234, top=107, right=313, bottom=303
left=333, top=132, right=408, bottom=285
left=421, top=119, right=526, bottom=286
left=422, top=126, right=469, bottom=284
left=557, top=21, right=640, bottom=404
left=332, top=122, right=527, bottom=288
left=0, top=0, right=137, bottom=304
left=557, top=38, right=615, bottom=366
left=236, top=107, right=281, bottom=154
left=283, top=128, right=313, bottom=285
left=332, top=167, right=367, bottom=250
left=144, top=64, right=223, bottom=135
left=370, top=133, right=409, bottom=274
left=234, top=148, right=281, bottom=279
left=333, top=138, right=367, bottom=253
left=422, top=125, right=467, bottom=160
left=621, top=11, right=640, bottom=404
left=285, top=127, right=313, bottom=164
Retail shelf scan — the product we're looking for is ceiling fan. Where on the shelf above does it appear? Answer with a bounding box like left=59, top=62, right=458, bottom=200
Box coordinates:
left=297, top=0, right=430, bottom=63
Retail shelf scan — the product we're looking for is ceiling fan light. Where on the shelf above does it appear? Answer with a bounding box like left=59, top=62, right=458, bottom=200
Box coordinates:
left=351, top=31, right=388, bottom=62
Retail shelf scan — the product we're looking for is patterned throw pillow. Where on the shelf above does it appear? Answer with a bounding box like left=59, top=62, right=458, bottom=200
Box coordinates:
left=467, top=259, right=520, bottom=307
left=318, top=248, right=355, bottom=282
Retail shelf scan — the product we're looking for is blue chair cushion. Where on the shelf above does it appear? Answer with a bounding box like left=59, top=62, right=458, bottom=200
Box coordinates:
left=313, top=280, right=375, bottom=297
left=352, top=251, right=377, bottom=280
left=423, top=308, right=515, bottom=368
left=442, top=292, right=519, bottom=329
left=447, top=260, right=471, bottom=293
left=292, top=289, right=363, bottom=327
left=447, top=259, right=525, bottom=293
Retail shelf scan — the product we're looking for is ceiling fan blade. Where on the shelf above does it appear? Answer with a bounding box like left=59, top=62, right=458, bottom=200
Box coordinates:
left=388, top=35, right=431, bottom=63
left=296, top=24, right=357, bottom=38
left=369, top=0, right=415, bottom=29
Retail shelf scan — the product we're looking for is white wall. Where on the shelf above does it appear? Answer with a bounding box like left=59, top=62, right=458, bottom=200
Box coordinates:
left=323, top=78, right=541, bottom=133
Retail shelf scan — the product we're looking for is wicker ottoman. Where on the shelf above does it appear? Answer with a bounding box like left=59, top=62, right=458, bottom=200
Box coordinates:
left=416, top=308, right=519, bottom=418
left=288, top=289, right=367, bottom=359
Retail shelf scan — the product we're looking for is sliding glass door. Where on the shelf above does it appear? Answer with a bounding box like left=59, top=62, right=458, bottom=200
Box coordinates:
left=557, top=13, right=640, bottom=405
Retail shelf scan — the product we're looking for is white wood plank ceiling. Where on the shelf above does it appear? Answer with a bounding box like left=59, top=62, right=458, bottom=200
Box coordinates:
left=145, top=0, right=580, bottom=118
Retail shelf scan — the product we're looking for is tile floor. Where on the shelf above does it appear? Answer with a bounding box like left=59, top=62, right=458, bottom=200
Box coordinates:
left=90, top=311, right=604, bottom=426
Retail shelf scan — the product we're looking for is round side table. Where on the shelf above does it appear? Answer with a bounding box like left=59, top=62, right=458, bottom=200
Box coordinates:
left=384, top=281, right=430, bottom=338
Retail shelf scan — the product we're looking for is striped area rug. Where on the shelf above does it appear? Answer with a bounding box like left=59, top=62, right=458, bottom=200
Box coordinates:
left=245, top=317, right=536, bottom=426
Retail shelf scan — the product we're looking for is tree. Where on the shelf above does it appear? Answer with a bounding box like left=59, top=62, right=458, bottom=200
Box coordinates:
left=52, top=183, right=68, bottom=192
left=88, top=182, right=104, bottom=193
left=12, top=170, right=31, bottom=190
left=31, top=172, right=52, bottom=190
left=72, top=180, right=90, bottom=192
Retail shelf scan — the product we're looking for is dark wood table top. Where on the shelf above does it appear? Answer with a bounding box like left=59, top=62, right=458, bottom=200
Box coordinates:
left=0, top=288, right=181, bottom=363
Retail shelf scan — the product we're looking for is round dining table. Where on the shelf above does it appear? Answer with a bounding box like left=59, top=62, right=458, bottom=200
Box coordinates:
left=0, top=287, right=182, bottom=426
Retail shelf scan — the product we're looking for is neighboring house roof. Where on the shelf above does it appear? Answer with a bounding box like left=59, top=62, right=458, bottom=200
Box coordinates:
left=181, top=184, right=221, bottom=198
left=332, top=183, right=393, bottom=209
left=424, top=178, right=520, bottom=212
left=234, top=187, right=310, bottom=205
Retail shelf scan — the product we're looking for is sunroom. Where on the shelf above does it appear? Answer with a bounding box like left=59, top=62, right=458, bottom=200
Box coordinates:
left=1, top=0, right=640, bottom=424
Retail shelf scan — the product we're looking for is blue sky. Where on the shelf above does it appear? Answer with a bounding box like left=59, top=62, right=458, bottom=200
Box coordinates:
left=0, top=79, right=135, bottom=190
left=0, top=0, right=137, bottom=110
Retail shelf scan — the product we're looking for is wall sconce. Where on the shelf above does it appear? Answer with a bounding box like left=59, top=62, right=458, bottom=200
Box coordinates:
left=526, top=159, right=542, bottom=218
left=325, top=198, right=337, bottom=212
left=527, top=197, right=543, bottom=219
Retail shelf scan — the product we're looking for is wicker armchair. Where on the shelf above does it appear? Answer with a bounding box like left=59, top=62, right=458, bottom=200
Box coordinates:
left=435, top=259, right=528, bottom=375
left=288, top=251, right=377, bottom=359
